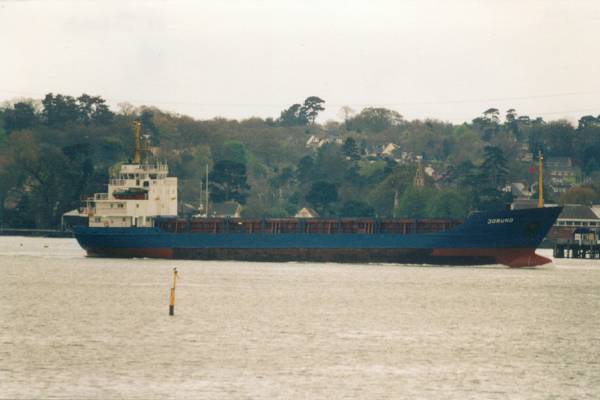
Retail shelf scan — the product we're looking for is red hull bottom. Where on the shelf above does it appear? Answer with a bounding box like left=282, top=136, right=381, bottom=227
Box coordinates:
left=84, top=247, right=551, bottom=268
left=86, top=247, right=174, bottom=258
left=431, top=248, right=552, bottom=267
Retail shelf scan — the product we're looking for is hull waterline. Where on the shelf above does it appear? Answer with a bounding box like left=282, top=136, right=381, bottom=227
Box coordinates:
left=83, top=246, right=551, bottom=267
left=75, top=206, right=562, bottom=268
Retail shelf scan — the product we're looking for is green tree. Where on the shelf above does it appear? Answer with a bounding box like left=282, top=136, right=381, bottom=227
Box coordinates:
left=395, top=186, right=435, bottom=218
left=139, top=110, right=160, bottom=142
left=481, top=146, right=508, bottom=188
left=306, top=181, right=338, bottom=215
left=483, top=108, right=500, bottom=124
left=504, top=108, right=522, bottom=140
left=473, top=108, right=500, bottom=140
left=219, top=141, right=249, bottom=165
left=41, top=93, right=80, bottom=127
left=426, top=189, right=469, bottom=218
left=296, top=155, right=315, bottom=183
left=584, top=157, right=600, bottom=176
left=302, top=96, right=325, bottom=125
left=574, top=122, right=600, bottom=172
left=278, top=104, right=307, bottom=126
left=209, top=160, right=251, bottom=204
left=6, top=133, right=82, bottom=227
left=367, top=165, right=416, bottom=217
left=3, top=102, right=37, bottom=133
left=445, top=160, right=477, bottom=187
left=346, top=107, right=403, bottom=133
left=577, top=115, right=598, bottom=130
left=342, top=137, right=360, bottom=160
left=541, top=120, right=575, bottom=157
left=313, top=143, right=349, bottom=182
left=559, top=186, right=599, bottom=205
left=77, top=94, right=113, bottom=125
left=340, top=200, right=375, bottom=217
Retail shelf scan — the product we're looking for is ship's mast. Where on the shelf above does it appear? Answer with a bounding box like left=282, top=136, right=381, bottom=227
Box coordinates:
left=133, top=120, right=142, bottom=164
left=537, top=150, right=544, bottom=208
left=199, top=179, right=204, bottom=215
left=142, top=134, right=151, bottom=163
left=205, top=164, right=209, bottom=218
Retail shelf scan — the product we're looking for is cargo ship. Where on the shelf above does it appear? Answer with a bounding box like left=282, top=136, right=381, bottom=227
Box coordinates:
left=73, top=123, right=561, bottom=267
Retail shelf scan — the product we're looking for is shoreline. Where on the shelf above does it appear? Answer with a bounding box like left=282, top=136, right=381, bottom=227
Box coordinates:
left=0, top=228, right=73, bottom=238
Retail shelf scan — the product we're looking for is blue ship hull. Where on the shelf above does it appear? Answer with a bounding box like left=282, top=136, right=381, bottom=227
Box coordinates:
left=73, top=206, right=562, bottom=267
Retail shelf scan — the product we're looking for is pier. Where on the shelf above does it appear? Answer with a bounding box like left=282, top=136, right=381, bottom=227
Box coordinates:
left=553, top=227, right=600, bottom=259
left=554, top=240, right=600, bottom=260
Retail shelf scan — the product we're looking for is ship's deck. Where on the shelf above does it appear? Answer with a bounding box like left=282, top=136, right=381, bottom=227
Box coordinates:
left=155, top=218, right=464, bottom=235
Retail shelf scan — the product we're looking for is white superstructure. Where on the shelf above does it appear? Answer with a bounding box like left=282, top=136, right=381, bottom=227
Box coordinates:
left=83, top=121, right=177, bottom=228
left=85, top=162, right=177, bottom=228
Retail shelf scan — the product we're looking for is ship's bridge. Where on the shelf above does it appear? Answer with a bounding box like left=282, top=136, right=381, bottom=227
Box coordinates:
left=81, top=122, right=178, bottom=228
left=85, top=161, right=177, bottom=228
left=110, top=162, right=170, bottom=186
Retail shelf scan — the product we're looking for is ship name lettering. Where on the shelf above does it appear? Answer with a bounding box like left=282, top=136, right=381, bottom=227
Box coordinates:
left=487, top=218, right=514, bottom=224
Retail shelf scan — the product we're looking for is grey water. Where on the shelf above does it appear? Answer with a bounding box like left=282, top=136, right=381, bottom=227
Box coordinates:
left=1, top=236, right=599, bottom=399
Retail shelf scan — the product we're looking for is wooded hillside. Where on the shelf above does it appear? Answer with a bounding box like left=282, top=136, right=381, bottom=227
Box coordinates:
left=2, top=94, right=600, bottom=228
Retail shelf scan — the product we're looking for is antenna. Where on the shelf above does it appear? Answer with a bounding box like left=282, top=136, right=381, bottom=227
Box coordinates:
left=198, top=178, right=204, bottom=216
left=537, top=150, right=544, bottom=208
left=205, top=164, right=209, bottom=218
left=133, top=121, right=142, bottom=164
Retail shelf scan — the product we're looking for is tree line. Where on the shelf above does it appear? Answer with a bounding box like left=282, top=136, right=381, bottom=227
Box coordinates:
left=1, top=93, right=600, bottom=228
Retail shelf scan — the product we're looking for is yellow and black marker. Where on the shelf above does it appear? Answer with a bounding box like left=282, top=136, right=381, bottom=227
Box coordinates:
left=169, top=267, right=178, bottom=316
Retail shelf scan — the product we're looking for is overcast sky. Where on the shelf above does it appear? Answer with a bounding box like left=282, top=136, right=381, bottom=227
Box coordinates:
left=1, top=0, right=599, bottom=123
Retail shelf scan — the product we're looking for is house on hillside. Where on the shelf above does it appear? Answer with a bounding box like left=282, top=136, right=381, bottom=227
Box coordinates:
left=305, top=135, right=343, bottom=149
left=208, top=201, right=242, bottom=218
left=546, top=157, right=577, bottom=194
left=323, top=135, right=343, bottom=146
left=519, top=144, right=533, bottom=162
left=306, top=135, right=321, bottom=149
left=295, top=207, right=319, bottom=218
left=395, top=151, right=415, bottom=164
left=381, top=143, right=400, bottom=156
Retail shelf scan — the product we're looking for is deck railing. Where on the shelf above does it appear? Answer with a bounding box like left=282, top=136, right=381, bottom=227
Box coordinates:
left=156, top=218, right=464, bottom=235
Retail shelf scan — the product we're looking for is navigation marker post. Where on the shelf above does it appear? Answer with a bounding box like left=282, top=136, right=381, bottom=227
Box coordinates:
left=169, top=268, right=178, bottom=316
left=537, top=151, right=544, bottom=208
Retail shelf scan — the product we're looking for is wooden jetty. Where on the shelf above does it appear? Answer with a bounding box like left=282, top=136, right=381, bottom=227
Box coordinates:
left=553, top=228, right=600, bottom=259
left=554, top=240, right=600, bottom=259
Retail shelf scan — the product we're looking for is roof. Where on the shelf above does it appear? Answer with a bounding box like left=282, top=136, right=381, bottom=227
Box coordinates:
left=381, top=143, right=400, bottom=155
left=558, top=205, right=600, bottom=220
left=62, top=208, right=84, bottom=217
left=295, top=207, right=319, bottom=218
left=546, top=157, right=573, bottom=168
left=210, top=202, right=241, bottom=217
